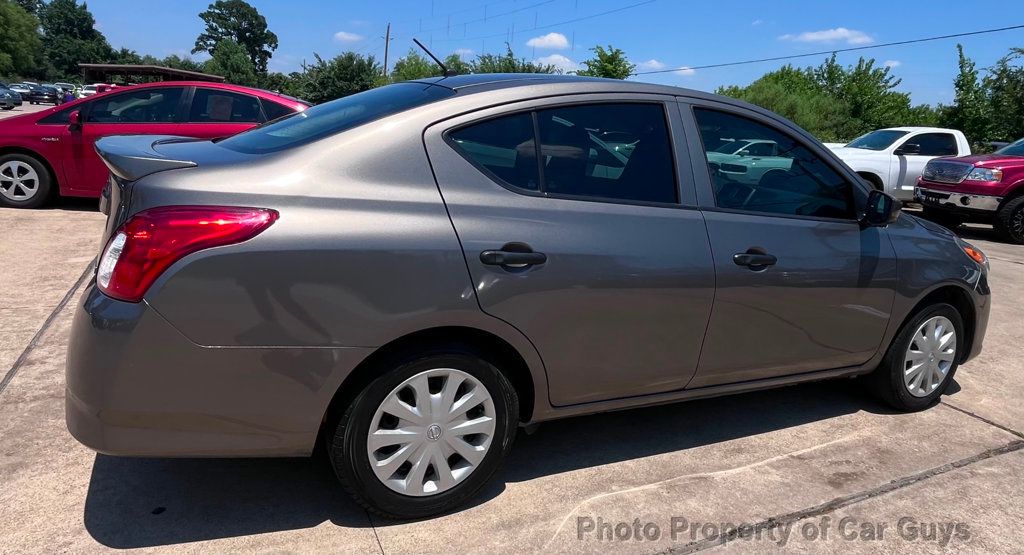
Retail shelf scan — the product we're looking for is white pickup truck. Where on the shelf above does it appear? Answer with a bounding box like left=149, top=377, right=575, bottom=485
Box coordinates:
left=826, top=127, right=971, bottom=201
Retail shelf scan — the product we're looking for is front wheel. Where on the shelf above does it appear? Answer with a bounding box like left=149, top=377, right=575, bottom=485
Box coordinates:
left=868, top=303, right=963, bottom=411
left=329, top=351, right=519, bottom=519
left=0, top=154, right=51, bottom=208
left=995, top=197, right=1024, bottom=244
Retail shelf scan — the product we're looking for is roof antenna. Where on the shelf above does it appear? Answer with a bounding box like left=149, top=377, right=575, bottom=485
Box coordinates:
left=414, top=38, right=456, bottom=77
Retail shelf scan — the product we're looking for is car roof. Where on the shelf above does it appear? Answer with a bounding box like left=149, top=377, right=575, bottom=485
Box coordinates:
left=409, top=73, right=709, bottom=98
left=79, top=81, right=309, bottom=107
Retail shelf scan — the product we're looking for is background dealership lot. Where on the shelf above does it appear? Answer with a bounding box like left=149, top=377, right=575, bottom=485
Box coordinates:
left=1, top=105, right=1023, bottom=554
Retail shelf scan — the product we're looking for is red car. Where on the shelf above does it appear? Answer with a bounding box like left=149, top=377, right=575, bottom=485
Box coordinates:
left=0, top=81, right=308, bottom=208
left=916, top=138, right=1024, bottom=243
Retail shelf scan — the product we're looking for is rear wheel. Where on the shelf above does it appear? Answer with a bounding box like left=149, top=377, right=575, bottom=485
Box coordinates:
left=995, top=196, right=1024, bottom=244
left=921, top=206, right=964, bottom=229
left=0, top=154, right=51, bottom=209
left=868, top=303, right=963, bottom=411
left=329, top=350, right=519, bottom=519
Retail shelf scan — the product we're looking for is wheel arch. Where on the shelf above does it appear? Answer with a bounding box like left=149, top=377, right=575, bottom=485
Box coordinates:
left=857, top=171, right=884, bottom=190
left=0, top=146, right=61, bottom=196
left=902, top=284, right=977, bottom=363
left=315, top=325, right=537, bottom=450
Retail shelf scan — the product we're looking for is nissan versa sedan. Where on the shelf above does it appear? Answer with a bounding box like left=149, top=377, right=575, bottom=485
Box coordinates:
left=66, top=74, right=990, bottom=519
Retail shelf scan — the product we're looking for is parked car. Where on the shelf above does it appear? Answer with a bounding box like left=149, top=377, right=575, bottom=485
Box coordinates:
left=26, top=84, right=61, bottom=105
left=77, top=84, right=100, bottom=98
left=916, top=137, right=1024, bottom=243
left=0, top=81, right=308, bottom=207
left=704, top=138, right=791, bottom=185
left=65, top=75, right=990, bottom=519
left=54, top=82, right=77, bottom=93
left=9, top=83, right=32, bottom=95
left=0, top=86, right=22, bottom=110
left=827, top=127, right=971, bottom=200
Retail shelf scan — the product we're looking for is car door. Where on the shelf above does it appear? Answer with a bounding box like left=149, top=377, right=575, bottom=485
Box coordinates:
left=65, top=86, right=186, bottom=195
left=424, top=96, right=716, bottom=406
left=892, top=132, right=958, bottom=196
left=681, top=100, right=897, bottom=388
left=178, top=87, right=265, bottom=140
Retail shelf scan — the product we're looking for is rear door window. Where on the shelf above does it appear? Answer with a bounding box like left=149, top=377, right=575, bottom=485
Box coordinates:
left=86, top=87, right=185, bottom=123
left=907, top=133, right=958, bottom=156
left=449, top=113, right=540, bottom=191
left=189, top=88, right=263, bottom=123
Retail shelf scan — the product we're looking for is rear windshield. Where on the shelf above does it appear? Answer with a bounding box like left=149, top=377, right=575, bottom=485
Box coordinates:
left=996, top=138, right=1024, bottom=156
left=218, top=82, right=454, bottom=154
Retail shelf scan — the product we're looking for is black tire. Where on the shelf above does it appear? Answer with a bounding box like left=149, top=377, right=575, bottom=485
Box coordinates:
left=994, top=196, right=1024, bottom=244
left=868, top=303, right=963, bottom=411
left=921, top=206, right=964, bottom=229
left=329, top=349, right=519, bottom=519
left=0, top=153, right=52, bottom=209
left=1, top=106, right=13, bottom=111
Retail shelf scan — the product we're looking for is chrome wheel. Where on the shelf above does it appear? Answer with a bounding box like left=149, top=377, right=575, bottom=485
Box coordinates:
left=903, top=316, right=957, bottom=398
left=0, top=160, right=40, bottom=201
left=367, top=368, right=496, bottom=497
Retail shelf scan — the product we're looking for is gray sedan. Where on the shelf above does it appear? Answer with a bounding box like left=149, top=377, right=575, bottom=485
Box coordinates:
left=0, top=87, right=22, bottom=110
left=66, top=74, right=990, bottom=519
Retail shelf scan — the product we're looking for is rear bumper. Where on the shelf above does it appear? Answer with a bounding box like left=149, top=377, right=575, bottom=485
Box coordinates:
left=65, top=283, right=372, bottom=457
left=915, top=186, right=1001, bottom=213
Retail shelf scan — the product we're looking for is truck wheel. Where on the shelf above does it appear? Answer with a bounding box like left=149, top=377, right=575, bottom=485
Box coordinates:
left=995, top=197, right=1024, bottom=244
left=921, top=207, right=963, bottom=229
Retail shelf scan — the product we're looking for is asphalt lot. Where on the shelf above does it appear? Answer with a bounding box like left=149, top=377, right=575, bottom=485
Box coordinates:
left=0, top=101, right=55, bottom=121
left=1, top=198, right=1023, bottom=553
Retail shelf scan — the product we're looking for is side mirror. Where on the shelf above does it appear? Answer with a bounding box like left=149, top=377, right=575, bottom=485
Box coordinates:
left=894, top=142, right=921, bottom=156
left=861, top=189, right=901, bottom=228
left=736, top=150, right=750, bottom=157
left=68, top=110, right=81, bottom=128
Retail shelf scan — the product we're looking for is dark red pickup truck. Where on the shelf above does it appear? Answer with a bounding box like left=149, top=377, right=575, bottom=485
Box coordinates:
left=916, top=138, right=1024, bottom=243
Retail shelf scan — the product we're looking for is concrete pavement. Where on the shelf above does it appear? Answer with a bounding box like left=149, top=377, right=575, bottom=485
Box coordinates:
left=0, top=207, right=1022, bottom=554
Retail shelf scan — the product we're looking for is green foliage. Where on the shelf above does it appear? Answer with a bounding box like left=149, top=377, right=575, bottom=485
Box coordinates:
left=162, top=54, right=204, bottom=72
left=0, top=0, right=42, bottom=77
left=13, top=0, right=38, bottom=13
left=576, top=45, right=634, bottom=79
left=938, top=45, right=991, bottom=148
left=981, top=48, right=1024, bottom=145
left=193, top=0, right=277, bottom=73
left=470, top=44, right=557, bottom=74
left=202, top=38, right=257, bottom=86
left=290, top=52, right=380, bottom=104
left=720, top=55, right=927, bottom=142
left=38, top=0, right=113, bottom=79
left=390, top=50, right=437, bottom=81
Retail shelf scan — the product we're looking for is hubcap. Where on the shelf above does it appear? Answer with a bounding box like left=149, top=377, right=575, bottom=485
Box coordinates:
left=0, top=161, right=40, bottom=201
left=367, top=368, right=496, bottom=497
left=903, top=316, right=957, bottom=398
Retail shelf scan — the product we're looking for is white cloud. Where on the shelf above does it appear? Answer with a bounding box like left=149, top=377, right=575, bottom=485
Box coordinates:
left=779, top=27, right=873, bottom=45
left=526, top=32, right=569, bottom=50
left=751, top=19, right=763, bottom=26
left=453, top=48, right=475, bottom=58
left=636, top=59, right=667, bottom=71
left=883, top=59, right=901, bottom=68
left=333, top=31, right=364, bottom=43
left=535, top=54, right=579, bottom=73
left=674, top=67, right=696, bottom=76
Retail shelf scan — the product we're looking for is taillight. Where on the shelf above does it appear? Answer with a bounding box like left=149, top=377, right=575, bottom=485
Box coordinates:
left=97, top=206, right=278, bottom=302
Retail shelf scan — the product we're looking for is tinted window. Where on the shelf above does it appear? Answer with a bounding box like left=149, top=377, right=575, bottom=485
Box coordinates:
left=449, top=113, right=540, bottom=191
left=535, top=104, right=677, bottom=203
left=188, top=88, right=262, bottom=123
left=907, top=133, right=957, bottom=156
left=220, top=82, right=454, bottom=154
left=694, top=108, right=855, bottom=219
left=846, top=129, right=909, bottom=150
left=38, top=106, right=75, bottom=125
left=86, top=87, right=184, bottom=123
left=996, top=138, right=1024, bottom=156
left=261, top=98, right=297, bottom=121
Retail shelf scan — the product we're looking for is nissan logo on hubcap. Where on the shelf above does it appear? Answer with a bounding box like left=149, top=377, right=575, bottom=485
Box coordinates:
left=426, top=424, right=443, bottom=441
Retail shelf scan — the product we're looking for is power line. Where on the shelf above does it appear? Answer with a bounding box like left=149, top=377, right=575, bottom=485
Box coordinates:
left=632, top=23, right=1024, bottom=76
left=426, top=0, right=659, bottom=44
left=391, top=0, right=558, bottom=42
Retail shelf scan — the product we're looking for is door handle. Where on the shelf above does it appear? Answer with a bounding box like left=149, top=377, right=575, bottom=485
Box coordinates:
left=733, top=251, right=777, bottom=269
left=483, top=246, right=548, bottom=268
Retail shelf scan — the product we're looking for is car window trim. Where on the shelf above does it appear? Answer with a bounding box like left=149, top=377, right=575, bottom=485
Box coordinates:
left=680, top=100, right=867, bottom=224
left=443, top=99, right=683, bottom=209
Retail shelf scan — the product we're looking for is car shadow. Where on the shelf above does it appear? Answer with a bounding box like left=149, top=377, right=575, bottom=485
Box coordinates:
left=82, top=380, right=917, bottom=548
left=43, top=196, right=99, bottom=212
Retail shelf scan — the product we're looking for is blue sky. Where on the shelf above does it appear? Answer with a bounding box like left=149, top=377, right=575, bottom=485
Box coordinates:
left=89, top=0, right=1024, bottom=105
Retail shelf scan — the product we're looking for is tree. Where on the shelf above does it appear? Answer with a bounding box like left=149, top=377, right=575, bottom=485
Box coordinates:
left=38, top=0, right=112, bottom=79
left=13, top=0, right=39, bottom=14
left=0, top=1, right=42, bottom=78
left=939, top=45, right=992, bottom=147
left=193, top=0, right=277, bottom=74
left=471, top=45, right=557, bottom=74
left=576, top=45, right=634, bottom=79
left=982, top=48, right=1024, bottom=144
left=290, top=52, right=380, bottom=104
left=203, top=38, right=257, bottom=86
left=390, top=49, right=437, bottom=81
left=162, top=54, right=204, bottom=72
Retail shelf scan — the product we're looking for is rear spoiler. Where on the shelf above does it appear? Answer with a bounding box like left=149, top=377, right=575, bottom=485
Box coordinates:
left=94, top=135, right=199, bottom=182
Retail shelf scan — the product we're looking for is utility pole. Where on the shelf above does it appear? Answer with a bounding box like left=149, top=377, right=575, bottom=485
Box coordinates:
left=382, top=22, right=391, bottom=78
